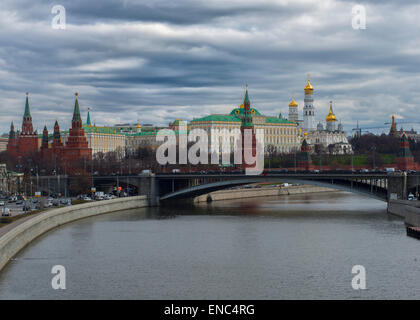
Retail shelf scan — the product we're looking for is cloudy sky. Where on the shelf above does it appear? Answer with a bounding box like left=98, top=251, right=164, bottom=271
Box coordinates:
left=1, top=0, right=419, bottom=134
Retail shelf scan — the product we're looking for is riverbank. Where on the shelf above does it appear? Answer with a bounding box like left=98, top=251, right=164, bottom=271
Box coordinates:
left=194, top=184, right=336, bottom=202
left=0, top=195, right=148, bottom=272
left=388, top=199, right=420, bottom=227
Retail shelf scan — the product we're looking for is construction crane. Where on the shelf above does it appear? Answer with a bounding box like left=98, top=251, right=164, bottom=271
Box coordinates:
left=352, top=121, right=389, bottom=137
left=384, top=120, right=420, bottom=126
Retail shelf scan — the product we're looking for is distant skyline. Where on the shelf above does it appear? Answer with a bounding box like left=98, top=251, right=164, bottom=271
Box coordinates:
left=1, top=0, right=420, bottom=135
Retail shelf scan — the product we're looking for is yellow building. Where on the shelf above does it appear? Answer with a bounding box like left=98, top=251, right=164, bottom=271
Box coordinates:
left=189, top=88, right=300, bottom=154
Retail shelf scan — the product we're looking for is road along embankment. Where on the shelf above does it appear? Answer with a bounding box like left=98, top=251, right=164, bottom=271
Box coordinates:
left=0, top=195, right=148, bottom=272
left=194, top=185, right=336, bottom=203
left=388, top=200, right=420, bottom=227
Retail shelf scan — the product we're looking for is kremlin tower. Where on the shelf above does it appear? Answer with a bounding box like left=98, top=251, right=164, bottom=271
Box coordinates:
left=7, top=122, right=18, bottom=159
left=389, top=115, right=398, bottom=136
left=62, top=93, right=92, bottom=170
left=303, top=74, right=316, bottom=132
left=298, top=133, right=314, bottom=171
left=7, top=93, right=39, bottom=159
left=239, top=85, right=257, bottom=170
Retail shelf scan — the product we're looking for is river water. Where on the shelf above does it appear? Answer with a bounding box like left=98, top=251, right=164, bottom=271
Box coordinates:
left=0, top=191, right=419, bottom=300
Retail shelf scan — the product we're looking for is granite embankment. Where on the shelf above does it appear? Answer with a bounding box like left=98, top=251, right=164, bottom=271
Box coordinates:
left=194, top=185, right=335, bottom=202
left=388, top=200, right=420, bottom=227
left=0, top=195, right=148, bottom=272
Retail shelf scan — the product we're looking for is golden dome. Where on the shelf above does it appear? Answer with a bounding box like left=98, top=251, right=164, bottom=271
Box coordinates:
left=304, top=80, right=313, bottom=94
left=304, top=132, right=307, bottom=137
left=326, top=102, right=336, bottom=122
left=136, top=122, right=141, bottom=129
left=289, top=98, right=298, bottom=107
left=239, top=103, right=244, bottom=109
left=304, top=74, right=314, bottom=94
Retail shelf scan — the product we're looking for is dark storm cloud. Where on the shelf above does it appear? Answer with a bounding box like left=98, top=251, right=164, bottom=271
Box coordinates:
left=0, top=0, right=419, bottom=135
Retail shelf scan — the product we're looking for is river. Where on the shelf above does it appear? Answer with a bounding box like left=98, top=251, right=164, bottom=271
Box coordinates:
left=0, top=191, right=419, bottom=299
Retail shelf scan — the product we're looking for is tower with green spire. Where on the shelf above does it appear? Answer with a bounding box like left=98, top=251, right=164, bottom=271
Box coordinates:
left=239, top=85, right=257, bottom=170
left=72, top=92, right=82, bottom=128
left=11, top=92, right=39, bottom=159
left=22, top=92, right=34, bottom=134
left=63, top=92, right=92, bottom=172
left=86, top=107, right=92, bottom=126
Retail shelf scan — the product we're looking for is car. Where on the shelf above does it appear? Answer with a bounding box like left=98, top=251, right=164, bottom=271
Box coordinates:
left=16, top=200, right=23, bottom=205
left=408, top=193, right=416, bottom=201
left=44, top=201, right=53, bottom=208
left=0, top=201, right=5, bottom=206
left=83, top=196, right=92, bottom=201
left=1, top=207, right=11, bottom=216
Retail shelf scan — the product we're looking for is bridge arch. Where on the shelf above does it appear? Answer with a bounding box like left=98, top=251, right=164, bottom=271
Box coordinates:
left=159, top=177, right=388, bottom=202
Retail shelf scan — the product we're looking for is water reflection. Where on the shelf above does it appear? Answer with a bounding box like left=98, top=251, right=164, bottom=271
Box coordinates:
left=0, top=191, right=418, bottom=300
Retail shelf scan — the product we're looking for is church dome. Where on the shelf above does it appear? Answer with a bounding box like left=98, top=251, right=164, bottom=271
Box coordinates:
left=289, top=98, right=298, bottom=107
left=304, top=80, right=314, bottom=95
left=326, top=103, right=336, bottom=122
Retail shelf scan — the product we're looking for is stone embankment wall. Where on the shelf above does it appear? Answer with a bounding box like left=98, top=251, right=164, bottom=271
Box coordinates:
left=388, top=199, right=420, bottom=227
left=194, top=185, right=335, bottom=202
left=0, top=196, right=148, bottom=272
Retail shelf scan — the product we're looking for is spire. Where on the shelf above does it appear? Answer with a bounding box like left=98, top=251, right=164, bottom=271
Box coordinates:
left=241, top=84, right=253, bottom=127
left=41, top=125, right=49, bottom=147
left=389, top=114, right=397, bottom=136
left=86, top=107, right=91, bottom=126
left=244, top=84, right=250, bottom=105
left=9, top=121, right=15, bottom=140
left=24, top=92, right=31, bottom=118
left=72, top=92, right=82, bottom=124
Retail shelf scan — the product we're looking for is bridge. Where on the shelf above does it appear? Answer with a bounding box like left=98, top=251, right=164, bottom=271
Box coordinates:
left=31, top=172, right=420, bottom=205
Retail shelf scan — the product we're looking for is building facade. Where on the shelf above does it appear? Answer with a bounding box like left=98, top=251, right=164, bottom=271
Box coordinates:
left=189, top=87, right=300, bottom=154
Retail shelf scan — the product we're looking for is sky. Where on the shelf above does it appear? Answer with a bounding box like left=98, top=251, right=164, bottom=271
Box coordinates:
left=1, top=0, right=420, bottom=135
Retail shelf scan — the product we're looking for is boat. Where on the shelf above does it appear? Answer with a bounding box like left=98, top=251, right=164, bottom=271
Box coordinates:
left=406, top=226, right=420, bottom=240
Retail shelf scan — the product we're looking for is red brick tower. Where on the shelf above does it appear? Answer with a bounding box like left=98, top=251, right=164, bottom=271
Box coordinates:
left=40, top=125, right=51, bottom=160
left=389, top=115, right=398, bottom=137
left=52, top=120, right=64, bottom=156
left=239, top=85, right=257, bottom=170
left=63, top=93, right=92, bottom=172
left=396, top=132, right=415, bottom=170
left=17, top=92, right=39, bottom=157
left=298, top=135, right=314, bottom=171
left=7, top=122, right=18, bottom=159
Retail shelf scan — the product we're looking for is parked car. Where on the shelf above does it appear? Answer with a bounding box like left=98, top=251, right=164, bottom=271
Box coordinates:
left=0, top=201, right=5, bottom=206
left=44, top=201, right=53, bottom=208
left=1, top=207, right=11, bottom=216
left=83, top=196, right=92, bottom=201
left=408, top=193, right=416, bottom=201
left=16, top=200, right=23, bottom=205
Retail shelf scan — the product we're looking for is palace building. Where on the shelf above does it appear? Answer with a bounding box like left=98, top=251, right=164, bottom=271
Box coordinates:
left=189, top=86, right=300, bottom=154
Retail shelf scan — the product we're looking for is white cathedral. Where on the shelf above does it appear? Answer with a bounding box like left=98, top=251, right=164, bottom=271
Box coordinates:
left=287, top=75, right=353, bottom=155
